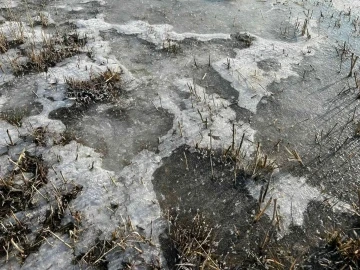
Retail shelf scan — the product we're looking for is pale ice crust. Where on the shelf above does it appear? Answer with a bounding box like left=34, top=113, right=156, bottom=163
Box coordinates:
left=0, top=4, right=356, bottom=268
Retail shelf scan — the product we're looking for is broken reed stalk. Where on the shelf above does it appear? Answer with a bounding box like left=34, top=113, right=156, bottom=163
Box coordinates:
left=348, top=53, right=359, bottom=77
left=226, top=58, right=231, bottom=69
left=252, top=142, right=260, bottom=176
left=301, top=19, right=308, bottom=36
left=6, top=129, right=14, bottom=145
left=355, top=73, right=360, bottom=89
left=197, top=109, right=204, bottom=122
left=260, top=198, right=279, bottom=253
left=285, top=146, right=304, bottom=166
left=178, top=121, right=183, bottom=137
left=183, top=152, right=189, bottom=171
left=193, top=57, right=198, bottom=68
left=45, top=230, right=73, bottom=249
left=271, top=198, right=277, bottom=224
left=262, top=177, right=271, bottom=203
left=352, top=107, right=357, bottom=122
left=237, top=133, right=245, bottom=156
left=232, top=123, right=235, bottom=151
left=234, top=158, right=237, bottom=185
left=254, top=197, right=272, bottom=223
left=209, top=130, right=214, bottom=179
left=260, top=230, right=271, bottom=251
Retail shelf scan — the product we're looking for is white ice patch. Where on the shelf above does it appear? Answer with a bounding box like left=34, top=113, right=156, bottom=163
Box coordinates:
left=45, top=143, right=164, bottom=266
left=247, top=173, right=353, bottom=237
left=332, top=0, right=360, bottom=12
left=45, top=53, right=138, bottom=91
left=0, top=0, right=18, bottom=8
left=0, top=95, right=7, bottom=110
left=76, top=15, right=230, bottom=49
left=156, top=78, right=255, bottom=156
left=0, top=138, right=164, bottom=269
left=212, top=33, right=323, bottom=113
left=80, top=0, right=106, bottom=5
left=54, top=5, right=83, bottom=11
left=0, top=17, right=165, bottom=267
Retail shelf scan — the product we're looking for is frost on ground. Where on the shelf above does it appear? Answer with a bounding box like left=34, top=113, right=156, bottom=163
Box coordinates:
left=1, top=0, right=360, bottom=269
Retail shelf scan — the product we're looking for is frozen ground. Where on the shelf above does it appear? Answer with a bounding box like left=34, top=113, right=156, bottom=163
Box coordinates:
left=1, top=0, right=360, bottom=269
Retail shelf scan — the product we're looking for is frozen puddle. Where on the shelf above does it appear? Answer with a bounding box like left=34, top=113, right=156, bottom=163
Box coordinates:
left=1, top=0, right=360, bottom=268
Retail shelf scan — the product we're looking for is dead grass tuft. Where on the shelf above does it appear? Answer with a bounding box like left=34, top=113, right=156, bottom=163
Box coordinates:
left=0, top=30, right=7, bottom=53
left=162, top=39, right=181, bottom=54
left=326, top=230, right=360, bottom=268
left=219, top=139, right=276, bottom=183
left=0, top=146, right=83, bottom=261
left=0, top=108, right=27, bottom=127
left=66, top=68, right=123, bottom=105
left=0, top=151, right=48, bottom=219
left=75, top=217, right=152, bottom=269
left=0, top=22, right=25, bottom=54
left=168, top=211, right=224, bottom=270
left=0, top=217, right=31, bottom=260
left=13, top=32, right=87, bottom=76
left=38, top=12, right=49, bottom=27
left=231, top=33, right=255, bottom=48
left=0, top=179, right=83, bottom=261
left=55, top=130, right=77, bottom=146
left=31, top=126, right=47, bottom=146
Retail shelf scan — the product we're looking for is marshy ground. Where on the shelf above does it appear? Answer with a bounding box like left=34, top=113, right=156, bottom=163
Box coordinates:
left=1, top=0, right=360, bottom=269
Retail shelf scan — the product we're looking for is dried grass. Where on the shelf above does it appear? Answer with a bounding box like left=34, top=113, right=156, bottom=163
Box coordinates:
left=14, top=32, right=87, bottom=75
left=66, top=68, right=122, bottom=105
left=75, top=217, right=152, bottom=269
left=168, top=212, right=224, bottom=270
left=326, top=230, right=360, bottom=269
left=0, top=108, right=27, bottom=127
left=0, top=151, right=48, bottom=219
left=0, top=150, right=83, bottom=261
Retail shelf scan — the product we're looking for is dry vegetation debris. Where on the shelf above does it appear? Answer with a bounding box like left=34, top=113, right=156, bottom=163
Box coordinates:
left=13, top=32, right=87, bottom=75
left=75, top=217, right=158, bottom=269
left=66, top=68, right=123, bottom=105
left=0, top=109, right=27, bottom=127
left=0, top=147, right=83, bottom=262
left=168, top=212, right=225, bottom=270
left=326, top=229, right=360, bottom=269
left=0, top=151, right=48, bottom=219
